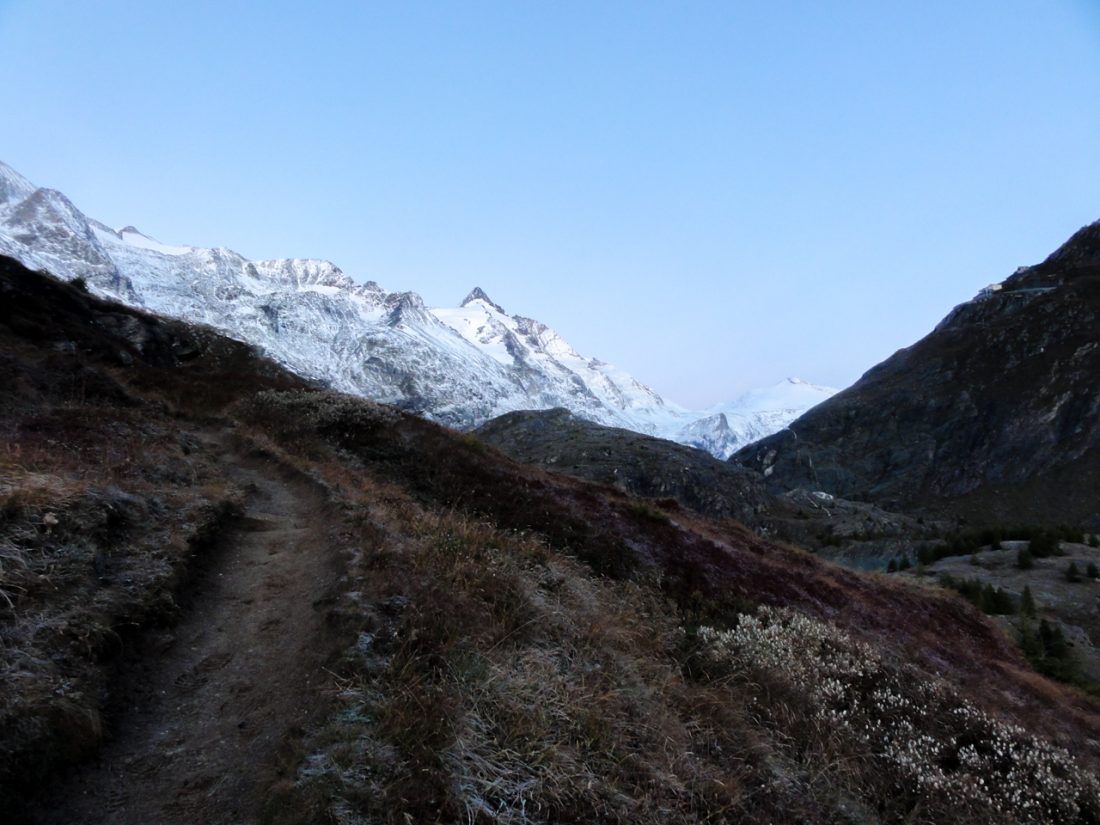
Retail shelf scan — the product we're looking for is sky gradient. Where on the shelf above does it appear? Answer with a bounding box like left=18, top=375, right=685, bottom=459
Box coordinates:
left=2, top=0, right=1098, bottom=407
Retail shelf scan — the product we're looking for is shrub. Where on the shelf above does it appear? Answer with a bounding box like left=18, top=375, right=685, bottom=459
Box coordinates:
left=886, top=558, right=897, bottom=573
left=898, top=555, right=912, bottom=571
left=1090, top=534, right=1099, bottom=549
left=700, top=607, right=1100, bottom=824
left=940, top=575, right=1014, bottom=615
left=1029, top=532, right=1060, bottom=558
left=627, top=501, right=671, bottom=524
left=1020, top=620, right=1081, bottom=685
left=1088, top=562, right=1099, bottom=580
left=1066, top=562, right=1083, bottom=583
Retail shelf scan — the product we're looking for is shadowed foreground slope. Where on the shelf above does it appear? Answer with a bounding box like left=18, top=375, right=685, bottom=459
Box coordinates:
left=2, top=257, right=1100, bottom=824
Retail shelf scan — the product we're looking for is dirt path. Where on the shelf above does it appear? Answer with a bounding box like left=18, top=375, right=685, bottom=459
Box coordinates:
left=32, top=445, right=340, bottom=824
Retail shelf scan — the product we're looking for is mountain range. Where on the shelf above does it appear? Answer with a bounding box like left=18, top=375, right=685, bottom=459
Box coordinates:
left=0, top=160, right=834, bottom=457
left=734, top=219, right=1100, bottom=529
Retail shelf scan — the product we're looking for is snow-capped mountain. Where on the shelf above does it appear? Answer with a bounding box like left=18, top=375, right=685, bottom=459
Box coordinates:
left=676, top=378, right=838, bottom=458
left=0, top=160, right=835, bottom=454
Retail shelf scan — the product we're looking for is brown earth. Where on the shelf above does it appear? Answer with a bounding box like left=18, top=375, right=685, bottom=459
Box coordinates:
left=25, top=435, right=342, bottom=825
left=6, top=257, right=1100, bottom=823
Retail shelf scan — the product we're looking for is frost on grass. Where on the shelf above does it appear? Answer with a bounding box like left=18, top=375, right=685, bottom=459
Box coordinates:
left=243, top=390, right=402, bottom=430
left=699, top=607, right=1100, bottom=824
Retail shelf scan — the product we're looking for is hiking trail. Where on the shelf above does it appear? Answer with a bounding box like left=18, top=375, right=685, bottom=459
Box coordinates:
left=32, top=441, right=340, bottom=824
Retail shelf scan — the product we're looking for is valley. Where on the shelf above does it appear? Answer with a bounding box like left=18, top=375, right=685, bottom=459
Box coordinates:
left=3, top=157, right=1100, bottom=822
left=4, top=255, right=1100, bottom=823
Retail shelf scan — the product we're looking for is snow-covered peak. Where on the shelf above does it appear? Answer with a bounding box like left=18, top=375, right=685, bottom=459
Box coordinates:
left=0, top=157, right=837, bottom=458
left=0, top=161, right=37, bottom=207
left=461, top=286, right=506, bottom=314
left=715, top=377, right=837, bottom=416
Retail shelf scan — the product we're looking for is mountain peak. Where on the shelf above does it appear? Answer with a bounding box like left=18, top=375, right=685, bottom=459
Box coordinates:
left=0, top=160, right=37, bottom=205
left=1039, top=219, right=1100, bottom=271
left=461, top=287, right=506, bottom=315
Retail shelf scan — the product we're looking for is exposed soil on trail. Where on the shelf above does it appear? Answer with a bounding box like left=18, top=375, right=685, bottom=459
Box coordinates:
left=27, top=441, right=342, bottom=824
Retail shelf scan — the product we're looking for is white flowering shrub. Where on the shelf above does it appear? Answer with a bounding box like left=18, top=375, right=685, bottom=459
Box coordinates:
left=699, top=607, right=1100, bottom=824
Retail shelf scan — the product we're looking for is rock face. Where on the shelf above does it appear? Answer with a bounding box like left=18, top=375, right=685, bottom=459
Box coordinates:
left=0, top=160, right=834, bottom=454
left=735, top=221, right=1100, bottom=528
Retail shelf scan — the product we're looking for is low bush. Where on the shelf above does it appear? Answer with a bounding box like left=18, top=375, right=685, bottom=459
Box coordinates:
left=700, top=607, right=1100, bottom=824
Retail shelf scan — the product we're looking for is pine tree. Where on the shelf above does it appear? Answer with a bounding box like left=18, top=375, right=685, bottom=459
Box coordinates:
left=1016, top=546, right=1034, bottom=570
left=1020, top=585, right=1036, bottom=617
left=899, top=555, right=912, bottom=571
left=886, top=559, right=897, bottom=573
left=1087, top=562, right=1099, bottom=579
left=980, top=583, right=997, bottom=613
left=1039, top=619, right=1069, bottom=660
left=1065, top=561, right=1083, bottom=583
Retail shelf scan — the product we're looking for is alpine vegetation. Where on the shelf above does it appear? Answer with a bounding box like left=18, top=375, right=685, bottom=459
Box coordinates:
left=699, top=607, right=1100, bottom=824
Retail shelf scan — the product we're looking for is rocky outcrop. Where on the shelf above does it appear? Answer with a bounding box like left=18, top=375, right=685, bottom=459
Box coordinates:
left=735, top=221, right=1100, bottom=528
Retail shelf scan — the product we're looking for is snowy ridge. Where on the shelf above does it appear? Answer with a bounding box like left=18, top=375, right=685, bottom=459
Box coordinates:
left=0, top=160, right=836, bottom=455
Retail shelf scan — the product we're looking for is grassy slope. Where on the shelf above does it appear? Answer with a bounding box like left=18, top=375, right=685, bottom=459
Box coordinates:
left=240, top=391, right=1100, bottom=824
left=2, top=257, right=1099, bottom=823
left=0, top=256, right=309, bottom=803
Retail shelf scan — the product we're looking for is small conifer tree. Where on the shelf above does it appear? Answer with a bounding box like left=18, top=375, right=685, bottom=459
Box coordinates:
left=1020, top=585, right=1036, bottom=617
left=1066, top=561, right=1083, bottom=583
left=980, top=583, right=996, bottom=613
left=1087, top=562, right=1099, bottom=579
left=898, top=555, right=911, bottom=571
left=886, top=559, right=897, bottom=573
left=1016, top=546, right=1034, bottom=570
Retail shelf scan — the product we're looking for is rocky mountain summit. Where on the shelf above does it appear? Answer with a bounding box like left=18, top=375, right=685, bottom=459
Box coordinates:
left=0, top=160, right=833, bottom=455
left=735, top=221, right=1100, bottom=528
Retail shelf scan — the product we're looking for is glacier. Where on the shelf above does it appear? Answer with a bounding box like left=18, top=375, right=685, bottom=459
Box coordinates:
left=0, top=159, right=836, bottom=456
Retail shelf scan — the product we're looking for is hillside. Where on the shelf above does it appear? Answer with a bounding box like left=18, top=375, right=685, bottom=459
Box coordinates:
left=475, top=407, right=932, bottom=553
left=0, top=160, right=831, bottom=456
left=3, top=255, right=1100, bottom=824
left=735, top=220, right=1100, bottom=529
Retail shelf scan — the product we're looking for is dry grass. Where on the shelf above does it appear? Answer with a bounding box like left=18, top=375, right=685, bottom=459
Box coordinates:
left=245, top=389, right=1100, bottom=825
left=6, top=264, right=1100, bottom=824
left=0, top=432, right=243, bottom=796
left=0, top=262, right=297, bottom=806
left=268, top=467, right=766, bottom=824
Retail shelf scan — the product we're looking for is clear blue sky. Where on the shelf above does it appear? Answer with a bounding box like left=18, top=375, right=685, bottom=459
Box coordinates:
left=2, top=1, right=1098, bottom=407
